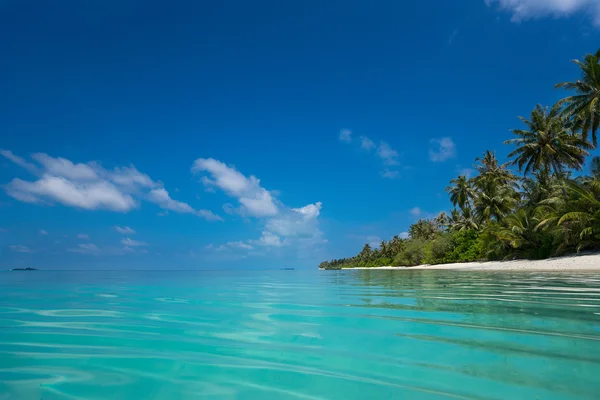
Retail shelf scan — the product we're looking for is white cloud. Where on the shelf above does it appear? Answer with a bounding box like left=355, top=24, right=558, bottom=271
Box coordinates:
left=257, top=231, right=284, bottom=247
left=210, top=199, right=325, bottom=252
left=0, top=149, right=39, bottom=174
left=196, top=209, right=222, bottom=221
left=1, top=151, right=219, bottom=219
left=429, top=137, right=456, bottom=162
left=267, top=202, right=322, bottom=238
left=68, top=242, right=140, bottom=256
left=238, top=191, right=278, bottom=218
left=193, top=158, right=325, bottom=253
left=399, top=232, right=409, bottom=239
left=340, top=133, right=401, bottom=177
left=76, top=233, right=89, bottom=239
left=227, top=241, right=254, bottom=250
left=8, top=245, right=32, bottom=253
left=148, top=188, right=222, bottom=221
left=410, top=207, right=422, bottom=217
left=377, top=142, right=400, bottom=166
left=485, top=0, right=600, bottom=26
left=339, top=129, right=352, bottom=143
left=109, top=166, right=156, bottom=189
left=212, top=241, right=256, bottom=252
left=382, top=170, right=399, bottom=179
left=31, top=153, right=98, bottom=181
left=68, top=243, right=100, bottom=255
left=5, top=176, right=137, bottom=211
left=121, top=237, right=148, bottom=247
left=291, top=202, right=322, bottom=219
left=360, top=136, right=376, bottom=150
left=39, top=229, right=48, bottom=235
left=209, top=201, right=325, bottom=254
left=192, top=158, right=278, bottom=217
left=114, top=226, right=136, bottom=235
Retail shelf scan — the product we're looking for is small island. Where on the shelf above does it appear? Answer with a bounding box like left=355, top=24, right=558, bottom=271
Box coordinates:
left=10, top=267, right=38, bottom=271
left=320, top=48, right=600, bottom=271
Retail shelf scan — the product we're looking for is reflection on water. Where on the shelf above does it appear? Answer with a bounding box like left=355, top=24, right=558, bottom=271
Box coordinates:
left=0, top=270, right=599, bottom=399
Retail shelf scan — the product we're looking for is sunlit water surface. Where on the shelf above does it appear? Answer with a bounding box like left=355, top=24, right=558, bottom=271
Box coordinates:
left=1, top=270, right=599, bottom=399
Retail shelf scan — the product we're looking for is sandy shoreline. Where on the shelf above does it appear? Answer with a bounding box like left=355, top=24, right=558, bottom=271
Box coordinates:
left=343, top=253, right=600, bottom=272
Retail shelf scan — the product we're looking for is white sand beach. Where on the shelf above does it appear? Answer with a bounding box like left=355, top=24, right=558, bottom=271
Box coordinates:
left=347, top=253, right=600, bottom=271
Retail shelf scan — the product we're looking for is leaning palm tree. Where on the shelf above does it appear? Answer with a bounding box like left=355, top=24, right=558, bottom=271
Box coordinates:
left=555, top=180, right=600, bottom=251
left=555, top=49, right=600, bottom=147
left=446, top=176, right=476, bottom=211
left=504, top=104, right=591, bottom=176
left=494, top=208, right=552, bottom=259
left=537, top=179, right=600, bottom=253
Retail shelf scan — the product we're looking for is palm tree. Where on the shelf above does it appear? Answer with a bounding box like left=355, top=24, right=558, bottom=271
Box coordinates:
left=473, top=185, right=519, bottom=222
left=591, top=156, right=600, bottom=179
left=555, top=180, right=600, bottom=251
left=520, top=168, right=565, bottom=207
left=537, top=179, right=600, bottom=253
left=474, top=150, right=517, bottom=187
left=555, top=49, right=600, bottom=147
left=379, top=240, right=391, bottom=258
left=389, top=235, right=406, bottom=255
left=434, top=211, right=450, bottom=231
left=472, top=150, right=519, bottom=222
left=449, top=207, right=480, bottom=232
left=358, top=244, right=373, bottom=261
left=494, top=208, right=551, bottom=259
left=446, top=176, right=476, bottom=211
left=408, top=219, right=439, bottom=241
left=504, top=104, right=591, bottom=176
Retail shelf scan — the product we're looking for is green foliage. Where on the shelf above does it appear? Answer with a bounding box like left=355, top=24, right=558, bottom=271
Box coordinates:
left=504, top=104, right=591, bottom=176
left=408, top=219, right=441, bottom=241
left=449, top=207, right=480, bottom=232
left=592, top=156, right=600, bottom=179
left=423, top=235, right=453, bottom=265
left=541, top=179, right=600, bottom=252
left=555, top=49, right=600, bottom=147
left=445, top=230, right=484, bottom=262
left=446, top=176, right=476, bottom=211
left=393, top=239, right=427, bottom=267
left=486, top=209, right=555, bottom=260
left=318, top=49, right=600, bottom=269
left=422, top=230, right=483, bottom=265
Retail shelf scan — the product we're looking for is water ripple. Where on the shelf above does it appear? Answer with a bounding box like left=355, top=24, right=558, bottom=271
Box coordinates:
left=0, top=270, right=599, bottom=399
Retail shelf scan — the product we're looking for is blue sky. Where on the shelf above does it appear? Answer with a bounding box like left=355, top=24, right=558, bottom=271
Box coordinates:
left=1, top=0, right=599, bottom=269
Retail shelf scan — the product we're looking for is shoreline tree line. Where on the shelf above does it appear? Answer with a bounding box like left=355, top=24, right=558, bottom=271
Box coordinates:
left=319, top=49, right=600, bottom=270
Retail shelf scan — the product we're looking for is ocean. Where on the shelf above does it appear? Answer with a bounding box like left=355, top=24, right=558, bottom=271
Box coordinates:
left=1, top=269, right=599, bottom=399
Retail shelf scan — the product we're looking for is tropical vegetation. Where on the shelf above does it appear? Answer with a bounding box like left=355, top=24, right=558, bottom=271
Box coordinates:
left=319, top=49, right=600, bottom=270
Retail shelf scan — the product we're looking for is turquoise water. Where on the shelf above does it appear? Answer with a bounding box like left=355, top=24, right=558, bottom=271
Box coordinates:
left=1, top=270, right=599, bottom=399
